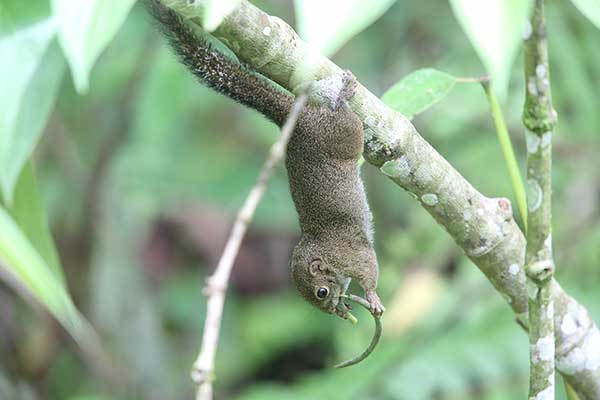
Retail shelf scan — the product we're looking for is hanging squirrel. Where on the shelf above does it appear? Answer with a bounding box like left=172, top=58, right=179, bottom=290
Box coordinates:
left=146, top=0, right=384, bottom=319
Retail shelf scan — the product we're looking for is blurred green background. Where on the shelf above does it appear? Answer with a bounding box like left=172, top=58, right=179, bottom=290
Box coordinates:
left=1, top=1, right=599, bottom=399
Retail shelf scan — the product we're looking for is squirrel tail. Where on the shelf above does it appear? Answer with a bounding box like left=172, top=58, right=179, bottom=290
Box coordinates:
left=146, top=0, right=294, bottom=125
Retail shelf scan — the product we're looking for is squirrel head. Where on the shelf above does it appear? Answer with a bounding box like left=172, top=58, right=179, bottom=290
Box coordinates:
left=289, top=235, right=373, bottom=318
left=290, top=251, right=350, bottom=317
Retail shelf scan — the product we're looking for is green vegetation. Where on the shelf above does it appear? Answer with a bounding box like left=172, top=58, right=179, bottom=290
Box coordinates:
left=1, top=0, right=599, bottom=399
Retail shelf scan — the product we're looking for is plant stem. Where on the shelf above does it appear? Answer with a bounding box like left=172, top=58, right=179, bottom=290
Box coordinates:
left=482, top=82, right=528, bottom=231
left=523, top=0, right=557, bottom=399
left=565, top=379, right=581, bottom=400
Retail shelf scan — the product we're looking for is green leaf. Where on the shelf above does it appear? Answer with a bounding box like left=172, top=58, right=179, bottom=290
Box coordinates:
left=7, top=163, right=65, bottom=286
left=294, top=0, right=397, bottom=56
left=203, top=0, right=241, bottom=32
left=0, top=175, right=102, bottom=353
left=0, top=204, right=84, bottom=341
left=0, top=18, right=64, bottom=204
left=52, top=0, right=137, bottom=93
left=381, top=69, right=457, bottom=119
left=449, top=0, right=533, bottom=98
left=570, top=0, right=600, bottom=29
left=0, top=0, right=51, bottom=36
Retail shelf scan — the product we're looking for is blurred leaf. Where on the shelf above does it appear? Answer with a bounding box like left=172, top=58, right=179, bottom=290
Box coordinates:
left=381, top=68, right=457, bottom=119
left=203, top=0, right=241, bottom=32
left=548, top=4, right=600, bottom=138
left=51, top=0, right=136, bottom=93
left=294, top=0, right=397, bottom=56
left=0, top=17, right=63, bottom=204
left=384, top=269, right=444, bottom=336
left=570, top=0, right=600, bottom=29
left=0, top=371, right=37, bottom=400
left=88, top=194, right=175, bottom=398
left=449, top=0, right=532, bottom=98
left=0, top=0, right=51, bottom=36
left=0, top=205, right=90, bottom=343
left=7, top=163, right=65, bottom=285
left=378, top=298, right=528, bottom=400
left=159, top=271, right=206, bottom=330
left=241, top=293, right=330, bottom=363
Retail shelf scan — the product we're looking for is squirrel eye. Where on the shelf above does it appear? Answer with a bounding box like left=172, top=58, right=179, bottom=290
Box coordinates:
left=315, top=287, right=329, bottom=299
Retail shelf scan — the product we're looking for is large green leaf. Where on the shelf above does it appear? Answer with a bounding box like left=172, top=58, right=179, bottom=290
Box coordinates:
left=449, top=0, right=532, bottom=98
left=0, top=0, right=51, bottom=36
left=0, top=18, right=64, bottom=204
left=52, top=0, right=137, bottom=93
left=0, top=205, right=86, bottom=341
left=0, top=162, right=98, bottom=348
left=294, top=0, right=397, bottom=56
left=7, top=163, right=65, bottom=285
left=570, top=0, right=600, bottom=29
left=381, top=69, right=457, bottom=119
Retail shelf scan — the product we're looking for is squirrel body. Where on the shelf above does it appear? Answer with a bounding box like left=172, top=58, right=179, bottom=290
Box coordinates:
left=148, top=0, right=383, bottom=317
left=286, top=76, right=383, bottom=316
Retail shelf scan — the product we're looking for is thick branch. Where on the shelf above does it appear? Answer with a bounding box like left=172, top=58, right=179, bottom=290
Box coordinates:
left=523, top=1, right=556, bottom=398
left=160, top=1, right=600, bottom=397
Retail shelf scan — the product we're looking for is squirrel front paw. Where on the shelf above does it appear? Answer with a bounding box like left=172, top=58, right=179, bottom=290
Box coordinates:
left=366, top=291, right=385, bottom=316
left=335, top=301, right=352, bottom=319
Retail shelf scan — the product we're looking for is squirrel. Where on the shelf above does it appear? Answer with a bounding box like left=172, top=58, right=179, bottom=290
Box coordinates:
left=286, top=74, right=384, bottom=317
left=146, top=0, right=384, bottom=318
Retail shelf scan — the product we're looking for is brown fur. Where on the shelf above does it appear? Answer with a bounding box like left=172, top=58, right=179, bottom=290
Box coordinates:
left=146, top=0, right=293, bottom=125
left=287, top=74, right=384, bottom=317
left=148, top=4, right=383, bottom=317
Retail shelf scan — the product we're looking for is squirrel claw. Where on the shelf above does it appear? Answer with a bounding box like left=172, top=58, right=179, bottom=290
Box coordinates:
left=335, top=301, right=352, bottom=319
left=366, top=291, right=385, bottom=316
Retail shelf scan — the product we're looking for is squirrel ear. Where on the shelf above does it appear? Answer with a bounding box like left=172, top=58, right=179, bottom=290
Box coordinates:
left=309, top=258, right=323, bottom=276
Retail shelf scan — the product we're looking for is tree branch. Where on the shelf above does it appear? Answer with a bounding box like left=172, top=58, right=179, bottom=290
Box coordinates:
left=159, top=1, right=600, bottom=397
left=191, top=95, right=307, bottom=400
left=523, top=1, right=557, bottom=398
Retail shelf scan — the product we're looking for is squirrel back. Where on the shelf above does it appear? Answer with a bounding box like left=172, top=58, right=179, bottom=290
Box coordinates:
left=285, top=98, right=372, bottom=243
left=146, top=0, right=294, bottom=126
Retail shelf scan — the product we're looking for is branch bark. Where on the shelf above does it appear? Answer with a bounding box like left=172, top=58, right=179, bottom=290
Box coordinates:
left=159, top=1, right=600, bottom=398
left=191, top=95, right=307, bottom=400
left=523, top=1, right=557, bottom=398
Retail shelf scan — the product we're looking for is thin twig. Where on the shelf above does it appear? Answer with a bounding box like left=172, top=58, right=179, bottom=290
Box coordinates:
left=191, top=94, right=307, bottom=400
left=523, top=0, right=557, bottom=398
